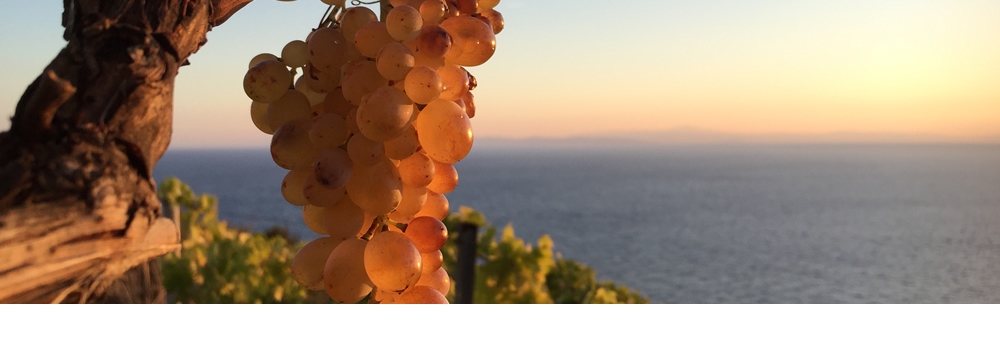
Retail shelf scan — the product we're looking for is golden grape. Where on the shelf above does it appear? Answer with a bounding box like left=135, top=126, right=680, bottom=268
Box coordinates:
left=364, top=231, right=423, bottom=292
left=244, top=59, right=292, bottom=103
left=271, top=116, right=322, bottom=170
left=404, top=216, right=448, bottom=253
left=416, top=267, right=451, bottom=296
left=324, top=238, right=374, bottom=303
left=414, top=99, right=473, bottom=164
left=292, top=236, right=345, bottom=290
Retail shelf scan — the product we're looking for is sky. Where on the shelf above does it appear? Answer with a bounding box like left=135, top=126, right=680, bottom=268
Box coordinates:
left=1, top=0, right=998, bottom=148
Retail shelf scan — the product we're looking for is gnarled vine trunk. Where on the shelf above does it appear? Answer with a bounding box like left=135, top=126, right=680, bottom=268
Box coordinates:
left=0, top=0, right=250, bottom=303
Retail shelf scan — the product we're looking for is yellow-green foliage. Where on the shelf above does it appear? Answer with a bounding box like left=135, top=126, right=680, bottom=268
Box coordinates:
left=158, top=178, right=646, bottom=304
left=442, top=207, right=648, bottom=304
left=159, top=177, right=316, bottom=304
left=546, top=254, right=649, bottom=304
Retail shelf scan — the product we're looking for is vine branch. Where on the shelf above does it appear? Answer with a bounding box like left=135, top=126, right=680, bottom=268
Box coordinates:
left=0, top=0, right=254, bottom=304
left=211, top=0, right=255, bottom=26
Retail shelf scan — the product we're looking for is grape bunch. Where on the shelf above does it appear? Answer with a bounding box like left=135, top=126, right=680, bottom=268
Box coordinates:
left=241, top=0, right=504, bottom=304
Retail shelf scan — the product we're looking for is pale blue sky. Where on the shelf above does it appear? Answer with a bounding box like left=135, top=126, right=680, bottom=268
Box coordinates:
left=2, top=1, right=999, bottom=148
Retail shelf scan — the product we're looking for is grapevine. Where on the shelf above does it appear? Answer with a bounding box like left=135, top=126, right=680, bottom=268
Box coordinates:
left=241, top=0, right=504, bottom=304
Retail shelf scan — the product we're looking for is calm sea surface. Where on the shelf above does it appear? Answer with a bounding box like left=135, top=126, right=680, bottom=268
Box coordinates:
left=154, top=144, right=1000, bottom=303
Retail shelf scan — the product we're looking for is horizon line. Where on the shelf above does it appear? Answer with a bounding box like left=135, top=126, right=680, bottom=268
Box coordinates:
left=166, top=141, right=1000, bottom=151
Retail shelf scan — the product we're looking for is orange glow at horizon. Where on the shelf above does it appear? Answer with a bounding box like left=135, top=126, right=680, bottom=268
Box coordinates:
left=464, top=0, right=1000, bottom=141
left=5, top=1, right=997, bottom=148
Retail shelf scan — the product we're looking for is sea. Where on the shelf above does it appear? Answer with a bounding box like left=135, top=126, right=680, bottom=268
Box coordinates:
left=153, top=144, right=1000, bottom=303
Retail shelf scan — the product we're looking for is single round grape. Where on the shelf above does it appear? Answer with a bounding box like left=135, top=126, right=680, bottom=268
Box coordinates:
left=437, top=64, right=469, bottom=101
left=386, top=5, right=423, bottom=42
left=340, top=7, right=378, bottom=42
left=342, top=59, right=387, bottom=105
left=244, top=59, right=293, bottom=103
left=415, top=99, right=473, bottom=164
left=398, top=152, right=435, bottom=188
left=388, top=184, right=427, bottom=224
left=315, top=148, right=353, bottom=190
left=355, top=21, right=396, bottom=58
left=440, top=15, right=496, bottom=66
left=376, top=42, right=415, bottom=81
left=480, top=8, right=504, bottom=35
left=396, top=285, right=448, bottom=304
left=384, top=124, right=420, bottom=160
left=322, top=196, right=366, bottom=241
left=303, top=171, right=347, bottom=207
left=346, top=157, right=403, bottom=215
left=412, top=25, right=452, bottom=59
left=281, top=40, right=309, bottom=68
left=322, top=0, right=346, bottom=5
left=267, top=89, right=311, bottom=131
left=303, top=204, right=329, bottom=235
left=248, top=53, right=278, bottom=68
left=281, top=167, right=311, bottom=206
left=347, top=134, right=385, bottom=167
left=404, top=216, right=448, bottom=253
left=250, top=101, right=272, bottom=134
left=422, top=250, right=443, bottom=272
left=307, top=27, right=349, bottom=73
left=419, top=0, right=447, bottom=25
left=364, top=231, right=422, bottom=292
left=324, top=238, right=374, bottom=303
left=403, top=66, right=443, bottom=104
left=415, top=190, right=449, bottom=220
left=357, top=86, right=414, bottom=142
left=416, top=267, right=451, bottom=296
left=426, top=159, right=458, bottom=194
left=295, top=75, right=327, bottom=106
left=271, top=116, right=322, bottom=170
left=309, top=112, right=349, bottom=149
left=292, top=236, right=345, bottom=290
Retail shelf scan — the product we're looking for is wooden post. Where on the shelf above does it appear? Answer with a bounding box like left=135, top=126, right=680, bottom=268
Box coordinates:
left=454, top=222, right=477, bottom=304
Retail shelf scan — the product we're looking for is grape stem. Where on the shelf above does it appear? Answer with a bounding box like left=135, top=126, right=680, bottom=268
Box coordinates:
left=360, top=215, right=386, bottom=241
left=317, top=5, right=344, bottom=29
left=317, top=5, right=334, bottom=28
left=211, top=0, right=255, bottom=26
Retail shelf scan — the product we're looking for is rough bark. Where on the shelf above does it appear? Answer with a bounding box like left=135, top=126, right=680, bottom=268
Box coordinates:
left=0, top=0, right=251, bottom=303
